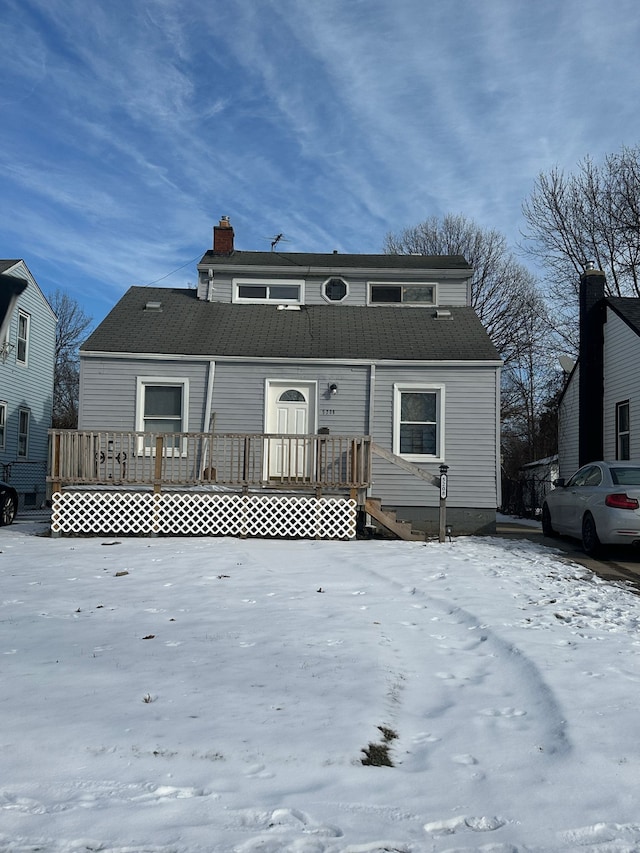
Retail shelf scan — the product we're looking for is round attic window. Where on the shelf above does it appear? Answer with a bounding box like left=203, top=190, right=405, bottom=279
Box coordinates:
left=322, top=277, right=348, bottom=302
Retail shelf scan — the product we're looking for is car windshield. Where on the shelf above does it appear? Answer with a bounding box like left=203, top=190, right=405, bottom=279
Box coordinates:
left=611, top=466, right=640, bottom=486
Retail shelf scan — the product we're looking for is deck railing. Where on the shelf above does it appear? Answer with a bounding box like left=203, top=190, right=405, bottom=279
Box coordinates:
left=48, top=430, right=372, bottom=492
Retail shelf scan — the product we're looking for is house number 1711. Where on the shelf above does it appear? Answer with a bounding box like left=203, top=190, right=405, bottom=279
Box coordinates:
left=320, top=409, right=336, bottom=415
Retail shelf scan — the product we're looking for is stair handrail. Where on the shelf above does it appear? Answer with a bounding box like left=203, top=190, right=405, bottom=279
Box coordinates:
left=369, top=441, right=448, bottom=542
left=370, top=442, right=440, bottom=487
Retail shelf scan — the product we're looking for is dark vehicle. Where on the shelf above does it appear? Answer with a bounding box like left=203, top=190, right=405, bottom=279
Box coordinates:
left=0, top=481, right=18, bottom=526
left=542, top=461, right=640, bottom=556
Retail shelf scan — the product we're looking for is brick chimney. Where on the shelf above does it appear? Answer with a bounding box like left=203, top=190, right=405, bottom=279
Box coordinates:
left=213, top=216, right=234, bottom=255
left=578, top=265, right=606, bottom=467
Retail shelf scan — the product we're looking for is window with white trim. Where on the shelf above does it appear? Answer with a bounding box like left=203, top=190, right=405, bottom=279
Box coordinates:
left=18, top=408, right=30, bottom=457
left=0, top=402, right=6, bottom=451
left=136, top=379, right=189, bottom=452
left=17, top=311, right=30, bottom=364
left=369, top=282, right=436, bottom=305
left=616, top=400, right=630, bottom=460
left=233, top=279, right=304, bottom=304
left=393, top=384, right=444, bottom=460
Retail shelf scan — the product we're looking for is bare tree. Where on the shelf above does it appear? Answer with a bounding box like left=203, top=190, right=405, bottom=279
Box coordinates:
left=48, top=290, right=92, bottom=428
left=522, top=145, right=640, bottom=351
left=385, top=214, right=549, bottom=366
left=385, top=214, right=558, bottom=476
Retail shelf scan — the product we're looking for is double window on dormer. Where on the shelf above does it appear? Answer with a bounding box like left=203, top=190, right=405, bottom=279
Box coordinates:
left=233, top=279, right=304, bottom=304
left=369, top=283, right=436, bottom=305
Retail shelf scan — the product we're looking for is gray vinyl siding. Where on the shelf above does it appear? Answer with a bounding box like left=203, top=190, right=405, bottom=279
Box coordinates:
left=79, top=357, right=211, bottom=432
left=603, top=310, right=640, bottom=460
left=208, top=361, right=369, bottom=434
left=79, top=357, right=370, bottom=435
left=79, top=355, right=499, bottom=512
left=199, top=272, right=470, bottom=307
left=0, top=261, right=56, bottom=504
left=371, top=364, right=499, bottom=509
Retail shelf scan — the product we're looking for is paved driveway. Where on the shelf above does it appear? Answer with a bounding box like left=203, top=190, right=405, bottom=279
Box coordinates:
left=496, top=519, right=640, bottom=591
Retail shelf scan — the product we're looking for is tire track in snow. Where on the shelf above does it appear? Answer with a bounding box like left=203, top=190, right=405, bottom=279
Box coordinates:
left=335, top=544, right=571, bottom=767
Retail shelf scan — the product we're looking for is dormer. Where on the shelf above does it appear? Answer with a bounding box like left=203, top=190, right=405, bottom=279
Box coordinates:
left=196, top=217, right=473, bottom=307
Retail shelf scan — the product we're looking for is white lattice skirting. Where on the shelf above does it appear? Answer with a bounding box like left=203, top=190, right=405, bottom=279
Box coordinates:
left=51, top=491, right=357, bottom=539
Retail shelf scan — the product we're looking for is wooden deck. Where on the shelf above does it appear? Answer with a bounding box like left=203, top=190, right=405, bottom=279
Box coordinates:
left=48, top=430, right=372, bottom=495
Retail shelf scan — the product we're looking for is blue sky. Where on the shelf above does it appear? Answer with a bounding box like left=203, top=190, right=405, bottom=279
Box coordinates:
left=2, top=0, right=640, bottom=326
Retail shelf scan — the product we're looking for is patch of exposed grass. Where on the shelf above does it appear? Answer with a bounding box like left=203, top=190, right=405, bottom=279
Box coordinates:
left=361, top=725, right=398, bottom=766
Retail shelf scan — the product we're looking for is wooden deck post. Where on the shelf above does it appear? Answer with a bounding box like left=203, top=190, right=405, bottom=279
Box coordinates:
left=52, top=432, right=62, bottom=495
left=154, top=435, right=163, bottom=494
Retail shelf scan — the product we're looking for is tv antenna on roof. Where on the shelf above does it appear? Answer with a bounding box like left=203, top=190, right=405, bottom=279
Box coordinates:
left=265, top=233, right=290, bottom=251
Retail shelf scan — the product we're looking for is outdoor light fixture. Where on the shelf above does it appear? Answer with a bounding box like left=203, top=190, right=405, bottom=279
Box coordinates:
left=329, top=383, right=338, bottom=396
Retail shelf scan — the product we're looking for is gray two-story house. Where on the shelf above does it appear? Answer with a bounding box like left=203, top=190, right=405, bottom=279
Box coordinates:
left=1, top=260, right=56, bottom=511
left=70, top=217, right=501, bottom=539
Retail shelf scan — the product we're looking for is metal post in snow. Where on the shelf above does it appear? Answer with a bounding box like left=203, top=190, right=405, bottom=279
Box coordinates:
left=439, top=464, right=449, bottom=543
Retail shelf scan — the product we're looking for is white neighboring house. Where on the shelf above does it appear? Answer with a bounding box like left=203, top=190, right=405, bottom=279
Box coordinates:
left=0, top=260, right=56, bottom=509
left=558, top=268, right=640, bottom=479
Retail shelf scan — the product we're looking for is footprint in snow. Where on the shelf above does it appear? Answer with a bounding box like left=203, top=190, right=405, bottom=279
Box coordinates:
left=424, top=814, right=506, bottom=834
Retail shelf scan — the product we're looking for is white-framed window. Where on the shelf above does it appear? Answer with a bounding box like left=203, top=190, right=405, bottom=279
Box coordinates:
left=0, top=402, right=6, bottom=451
left=17, top=310, right=30, bottom=364
left=18, top=408, right=30, bottom=458
left=322, top=277, right=349, bottom=303
left=369, top=282, right=437, bottom=305
left=232, top=278, right=304, bottom=304
left=136, top=378, right=189, bottom=453
left=616, top=400, right=630, bottom=460
left=393, top=384, right=444, bottom=460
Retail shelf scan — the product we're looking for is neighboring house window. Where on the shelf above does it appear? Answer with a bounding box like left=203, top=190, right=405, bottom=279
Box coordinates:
left=17, top=311, right=30, bottom=364
left=18, top=408, right=30, bottom=457
left=322, top=277, right=348, bottom=302
left=233, top=279, right=304, bottom=304
left=0, top=402, right=6, bottom=451
left=369, top=283, right=436, bottom=305
left=616, top=401, right=630, bottom=460
left=393, top=384, right=444, bottom=460
left=136, top=378, right=189, bottom=452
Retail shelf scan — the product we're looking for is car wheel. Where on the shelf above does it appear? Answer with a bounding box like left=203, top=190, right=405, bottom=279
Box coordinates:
left=541, top=503, right=557, bottom=537
left=0, top=493, right=17, bottom=526
left=581, top=512, right=600, bottom=557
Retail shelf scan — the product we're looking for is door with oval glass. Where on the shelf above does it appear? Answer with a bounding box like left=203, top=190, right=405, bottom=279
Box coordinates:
left=265, top=381, right=316, bottom=479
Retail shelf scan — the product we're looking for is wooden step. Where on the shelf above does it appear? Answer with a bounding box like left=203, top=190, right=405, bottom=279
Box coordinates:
left=365, top=498, right=424, bottom=542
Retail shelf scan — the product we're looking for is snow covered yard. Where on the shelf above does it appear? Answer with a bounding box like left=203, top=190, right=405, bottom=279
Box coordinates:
left=2, top=524, right=640, bottom=853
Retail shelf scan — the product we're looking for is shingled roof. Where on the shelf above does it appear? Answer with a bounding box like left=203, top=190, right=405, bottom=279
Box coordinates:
left=198, top=249, right=472, bottom=272
left=82, top=287, right=500, bottom=362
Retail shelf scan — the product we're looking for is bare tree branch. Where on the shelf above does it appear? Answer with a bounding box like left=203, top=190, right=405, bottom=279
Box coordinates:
left=48, top=290, right=92, bottom=429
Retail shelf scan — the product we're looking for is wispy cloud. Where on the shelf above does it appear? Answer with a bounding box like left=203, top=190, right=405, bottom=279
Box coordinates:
left=1, top=0, right=640, bottom=319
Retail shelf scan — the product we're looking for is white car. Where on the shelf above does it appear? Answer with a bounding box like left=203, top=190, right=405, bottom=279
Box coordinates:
left=542, top=461, right=640, bottom=556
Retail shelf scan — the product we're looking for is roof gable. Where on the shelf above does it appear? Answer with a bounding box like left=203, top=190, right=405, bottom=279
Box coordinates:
left=607, top=296, right=640, bottom=337
left=0, top=259, right=57, bottom=323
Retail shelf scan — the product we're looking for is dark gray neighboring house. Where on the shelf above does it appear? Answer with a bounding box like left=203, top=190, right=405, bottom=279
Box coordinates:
left=78, top=217, right=502, bottom=534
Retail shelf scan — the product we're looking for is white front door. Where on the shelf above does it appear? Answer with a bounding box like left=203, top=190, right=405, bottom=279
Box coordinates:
left=265, top=381, right=316, bottom=478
